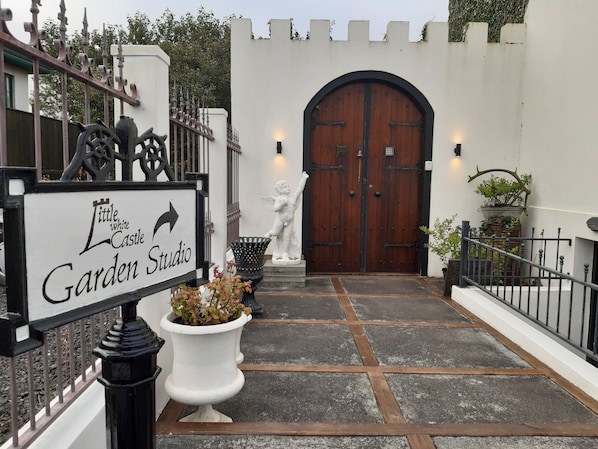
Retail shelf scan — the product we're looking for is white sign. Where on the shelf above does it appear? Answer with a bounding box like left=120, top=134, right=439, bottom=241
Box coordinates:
left=24, top=189, right=197, bottom=322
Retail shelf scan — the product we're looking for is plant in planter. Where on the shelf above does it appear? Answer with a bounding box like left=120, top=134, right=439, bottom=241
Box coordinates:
left=468, top=225, right=522, bottom=286
left=468, top=167, right=532, bottom=220
left=169, top=265, right=252, bottom=326
left=420, top=215, right=462, bottom=296
left=479, top=215, right=521, bottom=237
left=160, top=262, right=253, bottom=423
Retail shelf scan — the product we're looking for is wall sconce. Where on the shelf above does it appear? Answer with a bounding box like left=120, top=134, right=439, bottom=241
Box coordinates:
left=276, top=141, right=283, bottom=154
left=453, top=143, right=462, bottom=157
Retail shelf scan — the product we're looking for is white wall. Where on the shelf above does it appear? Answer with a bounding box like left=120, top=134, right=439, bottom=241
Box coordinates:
left=114, top=45, right=171, bottom=182
left=231, top=18, right=527, bottom=276
left=207, top=108, right=230, bottom=270
left=5, top=64, right=29, bottom=112
left=453, top=286, right=598, bottom=402
left=519, top=0, right=598, bottom=277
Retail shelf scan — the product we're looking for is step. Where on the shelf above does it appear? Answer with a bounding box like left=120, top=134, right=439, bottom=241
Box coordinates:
left=261, top=259, right=306, bottom=288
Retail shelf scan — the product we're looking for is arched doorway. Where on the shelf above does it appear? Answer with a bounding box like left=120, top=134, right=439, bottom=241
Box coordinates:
left=302, top=72, right=433, bottom=274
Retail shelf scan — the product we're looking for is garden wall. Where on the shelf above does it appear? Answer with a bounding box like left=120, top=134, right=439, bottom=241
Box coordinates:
left=518, top=0, right=598, bottom=281
left=231, top=17, right=527, bottom=276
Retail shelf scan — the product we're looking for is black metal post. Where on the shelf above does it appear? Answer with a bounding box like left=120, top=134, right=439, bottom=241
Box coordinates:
left=460, top=221, right=470, bottom=288
left=93, top=301, right=164, bottom=449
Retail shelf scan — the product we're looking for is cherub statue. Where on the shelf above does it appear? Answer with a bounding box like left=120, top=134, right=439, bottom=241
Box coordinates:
left=263, top=171, right=309, bottom=264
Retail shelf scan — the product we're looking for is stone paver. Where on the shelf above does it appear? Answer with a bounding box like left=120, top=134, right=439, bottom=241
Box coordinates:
left=386, top=374, right=598, bottom=424
left=158, top=435, right=410, bottom=448
left=158, top=276, right=598, bottom=448
left=261, top=276, right=336, bottom=294
left=350, top=296, right=470, bottom=323
left=340, top=277, right=428, bottom=296
left=364, top=325, right=531, bottom=368
left=212, top=371, right=384, bottom=423
left=433, top=436, right=598, bottom=449
left=253, top=294, right=345, bottom=320
left=241, top=323, right=362, bottom=365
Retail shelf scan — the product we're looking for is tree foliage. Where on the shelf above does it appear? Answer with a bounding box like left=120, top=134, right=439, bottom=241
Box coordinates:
left=38, top=8, right=232, bottom=121
left=448, top=0, right=529, bottom=42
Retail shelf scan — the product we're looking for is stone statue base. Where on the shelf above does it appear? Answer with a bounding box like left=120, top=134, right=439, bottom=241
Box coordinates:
left=271, top=257, right=302, bottom=265
left=261, top=259, right=306, bottom=289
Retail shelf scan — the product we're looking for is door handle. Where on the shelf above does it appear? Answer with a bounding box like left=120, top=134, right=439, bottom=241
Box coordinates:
left=348, top=191, right=355, bottom=197
left=374, top=191, right=381, bottom=197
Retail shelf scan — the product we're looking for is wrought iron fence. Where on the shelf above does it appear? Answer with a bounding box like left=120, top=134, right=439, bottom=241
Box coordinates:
left=0, top=2, right=139, bottom=447
left=169, top=88, right=214, bottom=264
left=460, top=220, right=598, bottom=364
left=227, top=124, right=241, bottom=248
left=0, top=0, right=139, bottom=179
left=0, top=307, right=119, bottom=447
left=169, top=88, right=213, bottom=181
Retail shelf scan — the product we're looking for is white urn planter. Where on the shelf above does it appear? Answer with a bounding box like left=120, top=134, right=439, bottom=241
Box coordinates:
left=160, top=311, right=251, bottom=422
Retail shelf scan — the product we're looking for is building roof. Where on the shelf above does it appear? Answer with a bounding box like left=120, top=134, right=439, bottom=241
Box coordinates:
left=4, top=47, right=51, bottom=74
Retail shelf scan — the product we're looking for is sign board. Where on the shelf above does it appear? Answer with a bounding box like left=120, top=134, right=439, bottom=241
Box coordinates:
left=25, top=189, right=196, bottom=321
left=0, top=168, right=207, bottom=356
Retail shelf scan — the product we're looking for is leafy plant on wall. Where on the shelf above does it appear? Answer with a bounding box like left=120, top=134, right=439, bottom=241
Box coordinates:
left=448, top=0, right=530, bottom=42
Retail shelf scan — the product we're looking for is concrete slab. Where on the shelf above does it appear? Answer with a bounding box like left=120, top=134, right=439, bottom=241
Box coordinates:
left=157, top=435, right=410, bottom=448
left=260, top=276, right=336, bottom=294
left=350, top=296, right=470, bottom=323
left=386, top=374, right=598, bottom=424
left=251, top=295, right=345, bottom=320
left=433, top=436, right=598, bottom=449
left=364, top=325, right=531, bottom=368
left=340, top=277, right=429, bottom=296
left=241, top=323, right=362, bottom=365
left=156, top=276, right=598, bottom=447
left=213, top=371, right=384, bottom=423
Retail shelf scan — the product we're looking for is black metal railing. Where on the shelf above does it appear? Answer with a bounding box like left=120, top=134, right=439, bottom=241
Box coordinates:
left=460, top=220, right=598, bottom=364
left=169, top=88, right=214, bottom=265
left=226, top=124, right=241, bottom=248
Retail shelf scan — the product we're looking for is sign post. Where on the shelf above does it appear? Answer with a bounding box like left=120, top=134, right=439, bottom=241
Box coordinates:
left=94, top=301, right=164, bottom=449
left=0, top=117, right=209, bottom=448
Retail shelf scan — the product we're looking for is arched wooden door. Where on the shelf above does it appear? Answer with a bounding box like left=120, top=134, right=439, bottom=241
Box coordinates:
left=306, top=81, right=425, bottom=273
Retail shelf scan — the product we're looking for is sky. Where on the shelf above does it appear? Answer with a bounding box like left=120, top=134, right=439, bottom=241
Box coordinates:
left=5, top=0, right=449, bottom=42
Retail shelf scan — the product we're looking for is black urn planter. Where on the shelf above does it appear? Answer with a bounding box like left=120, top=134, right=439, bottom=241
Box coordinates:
left=231, top=237, right=271, bottom=314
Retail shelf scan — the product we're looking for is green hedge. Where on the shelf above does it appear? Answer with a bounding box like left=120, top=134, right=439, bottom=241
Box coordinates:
left=448, top=0, right=529, bottom=42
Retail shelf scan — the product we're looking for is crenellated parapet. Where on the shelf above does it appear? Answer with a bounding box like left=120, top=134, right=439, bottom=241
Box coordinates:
left=235, top=19, right=525, bottom=46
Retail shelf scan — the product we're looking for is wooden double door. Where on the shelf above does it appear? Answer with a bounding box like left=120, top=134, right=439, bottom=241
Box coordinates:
left=307, top=81, right=424, bottom=273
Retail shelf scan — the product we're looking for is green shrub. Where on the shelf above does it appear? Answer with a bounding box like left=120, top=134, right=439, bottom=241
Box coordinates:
left=420, top=215, right=462, bottom=267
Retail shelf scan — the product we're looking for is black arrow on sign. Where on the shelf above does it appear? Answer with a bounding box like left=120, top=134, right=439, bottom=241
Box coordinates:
left=153, top=202, right=179, bottom=238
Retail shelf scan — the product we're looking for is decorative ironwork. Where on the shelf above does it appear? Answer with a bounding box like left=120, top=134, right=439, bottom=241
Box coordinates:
left=0, top=0, right=140, bottom=176
left=170, top=86, right=213, bottom=139
left=336, top=144, right=349, bottom=157
left=0, top=1, right=138, bottom=102
left=61, top=117, right=175, bottom=181
left=389, top=121, right=424, bottom=128
left=56, top=0, right=71, bottom=64
left=311, top=120, right=346, bottom=129
left=458, top=221, right=598, bottom=363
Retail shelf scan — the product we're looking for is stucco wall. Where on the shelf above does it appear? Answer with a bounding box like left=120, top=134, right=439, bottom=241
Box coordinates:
left=231, top=18, right=526, bottom=276
left=519, top=0, right=598, bottom=278
left=5, top=64, right=29, bottom=112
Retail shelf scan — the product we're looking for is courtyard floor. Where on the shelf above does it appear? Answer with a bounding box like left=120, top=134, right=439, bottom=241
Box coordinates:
left=156, top=275, right=598, bottom=449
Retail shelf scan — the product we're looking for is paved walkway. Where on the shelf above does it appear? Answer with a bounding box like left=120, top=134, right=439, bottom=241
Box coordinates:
left=156, top=276, right=598, bottom=448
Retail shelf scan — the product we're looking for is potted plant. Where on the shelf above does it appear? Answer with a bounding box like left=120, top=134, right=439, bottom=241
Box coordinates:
left=420, top=215, right=462, bottom=296
left=160, top=262, right=252, bottom=423
left=468, top=168, right=532, bottom=221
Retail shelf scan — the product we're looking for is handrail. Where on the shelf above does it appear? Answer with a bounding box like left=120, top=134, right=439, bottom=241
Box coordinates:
left=460, top=220, right=598, bottom=365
